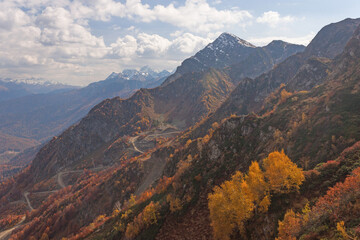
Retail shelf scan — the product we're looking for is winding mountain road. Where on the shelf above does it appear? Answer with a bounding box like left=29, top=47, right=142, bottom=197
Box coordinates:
left=57, top=170, right=82, bottom=188
left=0, top=216, right=25, bottom=240
left=23, top=192, right=33, bottom=211
left=129, top=136, right=144, bottom=154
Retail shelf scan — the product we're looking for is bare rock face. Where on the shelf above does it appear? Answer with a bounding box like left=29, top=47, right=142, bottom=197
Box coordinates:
left=286, top=57, right=331, bottom=91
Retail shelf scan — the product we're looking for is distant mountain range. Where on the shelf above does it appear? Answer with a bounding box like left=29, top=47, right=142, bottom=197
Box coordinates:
left=0, top=79, right=78, bottom=102
left=0, top=67, right=170, bottom=165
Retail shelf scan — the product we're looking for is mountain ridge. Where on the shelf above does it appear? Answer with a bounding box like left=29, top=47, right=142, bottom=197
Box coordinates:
left=162, top=32, right=305, bottom=85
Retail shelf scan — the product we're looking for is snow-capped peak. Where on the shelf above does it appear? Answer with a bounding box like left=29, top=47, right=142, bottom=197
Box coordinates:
left=207, top=32, right=256, bottom=50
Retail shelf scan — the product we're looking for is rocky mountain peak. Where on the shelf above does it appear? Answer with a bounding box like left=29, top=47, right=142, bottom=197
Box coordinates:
left=105, top=67, right=170, bottom=82
left=209, top=32, right=256, bottom=49
left=266, top=40, right=288, bottom=47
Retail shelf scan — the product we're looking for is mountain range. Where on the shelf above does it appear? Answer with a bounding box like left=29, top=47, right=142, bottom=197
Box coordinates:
left=0, top=79, right=78, bottom=103
left=0, top=68, right=170, bottom=166
left=0, top=17, right=360, bottom=240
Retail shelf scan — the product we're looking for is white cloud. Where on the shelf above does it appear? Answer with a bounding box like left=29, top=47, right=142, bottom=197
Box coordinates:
left=67, top=0, right=253, bottom=33
left=0, top=7, right=30, bottom=30
left=69, top=0, right=126, bottom=21
left=110, top=32, right=211, bottom=59
left=170, top=33, right=210, bottom=54
left=256, top=11, right=294, bottom=28
left=136, top=33, right=171, bottom=55
left=151, top=0, right=252, bottom=33
left=110, top=35, right=138, bottom=57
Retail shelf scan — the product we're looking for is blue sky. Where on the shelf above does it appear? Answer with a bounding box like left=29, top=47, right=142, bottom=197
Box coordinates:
left=0, top=0, right=359, bottom=85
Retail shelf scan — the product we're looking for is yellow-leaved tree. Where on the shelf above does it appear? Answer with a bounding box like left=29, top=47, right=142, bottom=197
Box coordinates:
left=263, top=150, right=305, bottom=193
left=208, top=150, right=304, bottom=239
left=208, top=172, right=254, bottom=240
left=245, top=161, right=270, bottom=213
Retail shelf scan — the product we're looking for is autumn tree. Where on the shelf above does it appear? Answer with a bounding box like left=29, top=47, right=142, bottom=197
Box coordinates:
left=142, top=201, right=160, bottom=226
left=263, top=150, right=305, bottom=193
left=166, top=194, right=182, bottom=213
left=208, top=172, right=254, bottom=240
left=209, top=151, right=304, bottom=239
left=40, top=233, right=49, bottom=240
left=245, top=161, right=270, bottom=212
left=125, top=201, right=161, bottom=239
left=276, top=209, right=301, bottom=240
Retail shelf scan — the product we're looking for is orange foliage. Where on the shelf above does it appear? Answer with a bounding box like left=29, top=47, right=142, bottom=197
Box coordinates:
left=125, top=201, right=161, bottom=239
left=263, top=150, right=305, bottom=193
left=155, top=176, right=173, bottom=194
left=166, top=194, right=182, bottom=213
left=69, top=215, right=109, bottom=240
left=278, top=167, right=360, bottom=239
left=209, top=151, right=304, bottom=239
left=279, top=89, right=293, bottom=104
left=276, top=209, right=300, bottom=240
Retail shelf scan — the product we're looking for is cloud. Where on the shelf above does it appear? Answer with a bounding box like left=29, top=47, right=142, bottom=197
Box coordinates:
left=67, top=0, right=252, bottom=33
left=0, top=6, right=30, bottom=30
left=110, top=32, right=211, bottom=59
left=150, top=0, right=252, bottom=33
left=170, top=33, right=210, bottom=54
left=69, top=0, right=126, bottom=21
left=110, top=35, right=138, bottom=57
left=136, top=33, right=171, bottom=55
left=256, top=11, right=294, bottom=28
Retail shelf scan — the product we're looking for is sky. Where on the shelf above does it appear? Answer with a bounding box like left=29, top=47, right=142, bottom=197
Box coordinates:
left=0, top=0, right=360, bottom=86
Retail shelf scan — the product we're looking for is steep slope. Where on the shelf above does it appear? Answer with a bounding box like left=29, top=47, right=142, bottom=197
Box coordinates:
left=303, top=17, right=360, bottom=59
left=187, top=18, right=360, bottom=139
left=228, top=40, right=305, bottom=80
left=164, top=33, right=304, bottom=85
left=0, top=69, right=238, bottom=239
